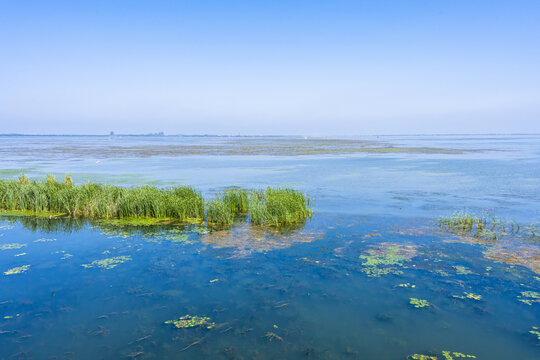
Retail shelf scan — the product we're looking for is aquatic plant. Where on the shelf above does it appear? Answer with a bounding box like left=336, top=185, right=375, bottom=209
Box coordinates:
left=408, top=355, right=437, bottom=360
left=0, top=176, right=311, bottom=228
left=409, top=298, right=430, bottom=308
left=81, top=256, right=132, bottom=270
left=165, top=315, right=215, bottom=329
left=438, top=211, right=534, bottom=242
left=454, top=266, right=473, bottom=275
left=249, top=188, right=311, bottom=227
left=517, top=291, right=540, bottom=305
left=359, top=244, right=416, bottom=277
left=206, top=197, right=234, bottom=226
left=407, top=351, right=476, bottom=360
left=0, top=243, right=27, bottom=250
left=530, top=327, right=540, bottom=341
left=398, top=283, right=416, bottom=288
left=34, top=238, right=56, bottom=242
left=453, top=292, right=482, bottom=301
left=441, top=351, right=476, bottom=359
left=4, top=264, right=30, bottom=275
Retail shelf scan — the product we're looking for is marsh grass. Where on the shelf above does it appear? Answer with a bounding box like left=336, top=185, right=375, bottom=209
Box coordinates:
left=206, top=189, right=249, bottom=227
left=0, top=176, right=311, bottom=228
left=249, top=188, right=311, bottom=227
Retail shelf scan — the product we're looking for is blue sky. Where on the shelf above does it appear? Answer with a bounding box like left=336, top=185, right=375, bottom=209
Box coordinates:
left=1, top=0, right=539, bottom=135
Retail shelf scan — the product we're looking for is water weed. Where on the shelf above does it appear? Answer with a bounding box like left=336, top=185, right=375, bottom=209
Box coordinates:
left=249, top=188, right=311, bottom=227
left=0, top=176, right=311, bottom=228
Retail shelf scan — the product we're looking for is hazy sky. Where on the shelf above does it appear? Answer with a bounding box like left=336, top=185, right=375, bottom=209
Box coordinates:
left=1, top=0, right=539, bottom=135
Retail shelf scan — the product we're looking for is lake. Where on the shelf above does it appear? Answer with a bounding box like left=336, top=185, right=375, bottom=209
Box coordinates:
left=1, top=135, right=539, bottom=359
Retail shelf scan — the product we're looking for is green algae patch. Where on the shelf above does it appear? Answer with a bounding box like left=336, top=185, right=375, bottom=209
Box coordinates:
left=441, top=351, right=476, bottom=359
left=453, top=292, right=482, bottom=301
left=407, top=351, right=476, bottom=360
left=81, top=256, right=132, bottom=270
left=454, top=266, right=473, bottom=275
left=34, top=238, right=56, bottom=243
left=4, top=264, right=30, bottom=275
left=0, top=243, right=27, bottom=250
left=359, top=243, right=417, bottom=277
left=517, top=291, right=539, bottom=305
left=398, top=283, right=416, bottom=288
left=530, top=326, right=540, bottom=341
left=408, top=355, right=437, bottom=360
left=165, top=315, right=215, bottom=329
left=409, top=298, right=430, bottom=308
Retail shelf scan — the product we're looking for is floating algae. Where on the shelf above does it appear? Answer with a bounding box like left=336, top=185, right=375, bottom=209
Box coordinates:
left=0, top=243, right=27, bottom=250
left=14, top=252, right=27, bottom=257
left=408, top=355, right=437, bottom=360
left=359, top=243, right=417, bottom=277
left=454, top=266, right=473, bottom=275
left=398, top=283, right=416, bottom=288
left=409, top=298, right=430, bottom=308
left=530, top=326, right=540, bottom=341
left=34, top=238, right=56, bottom=243
left=4, top=264, right=30, bottom=275
left=517, top=291, right=540, bottom=305
left=165, top=315, right=215, bottom=329
left=81, top=256, right=132, bottom=270
left=407, top=351, right=476, bottom=360
left=453, top=292, right=482, bottom=301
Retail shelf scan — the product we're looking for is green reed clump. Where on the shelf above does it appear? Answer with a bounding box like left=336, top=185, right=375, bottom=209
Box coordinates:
left=222, top=189, right=249, bottom=214
left=0, top=176, right=312, bottom=227
left=206, top=189, right=249, bottom=227
left=0, top=177, right=204, bottom=222
left=249, top=188, right=311, bottom=227
left=206, top=198, right=234, bottom=226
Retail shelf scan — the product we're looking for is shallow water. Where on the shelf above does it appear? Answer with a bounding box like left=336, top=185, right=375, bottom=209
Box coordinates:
left=1, top=135, right=539, bottom=359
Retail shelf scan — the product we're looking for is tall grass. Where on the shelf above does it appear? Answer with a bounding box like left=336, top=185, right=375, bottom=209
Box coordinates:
left=249, top=188, right=311, bottom=227
left=0, top=176, right=204, bottom=221
left=206, top=189, right=249, bottom=227
left=0, top=176, right=311, bottom=227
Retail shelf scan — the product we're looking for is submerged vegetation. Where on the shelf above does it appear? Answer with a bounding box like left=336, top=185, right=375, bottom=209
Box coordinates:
left=438, top=211, right=540, bottom=242
left=0, top=175, right=311, bottom=228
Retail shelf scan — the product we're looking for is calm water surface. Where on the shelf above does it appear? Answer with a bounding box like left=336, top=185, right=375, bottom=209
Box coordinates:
left=1, top=135, right=539, bottom=359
